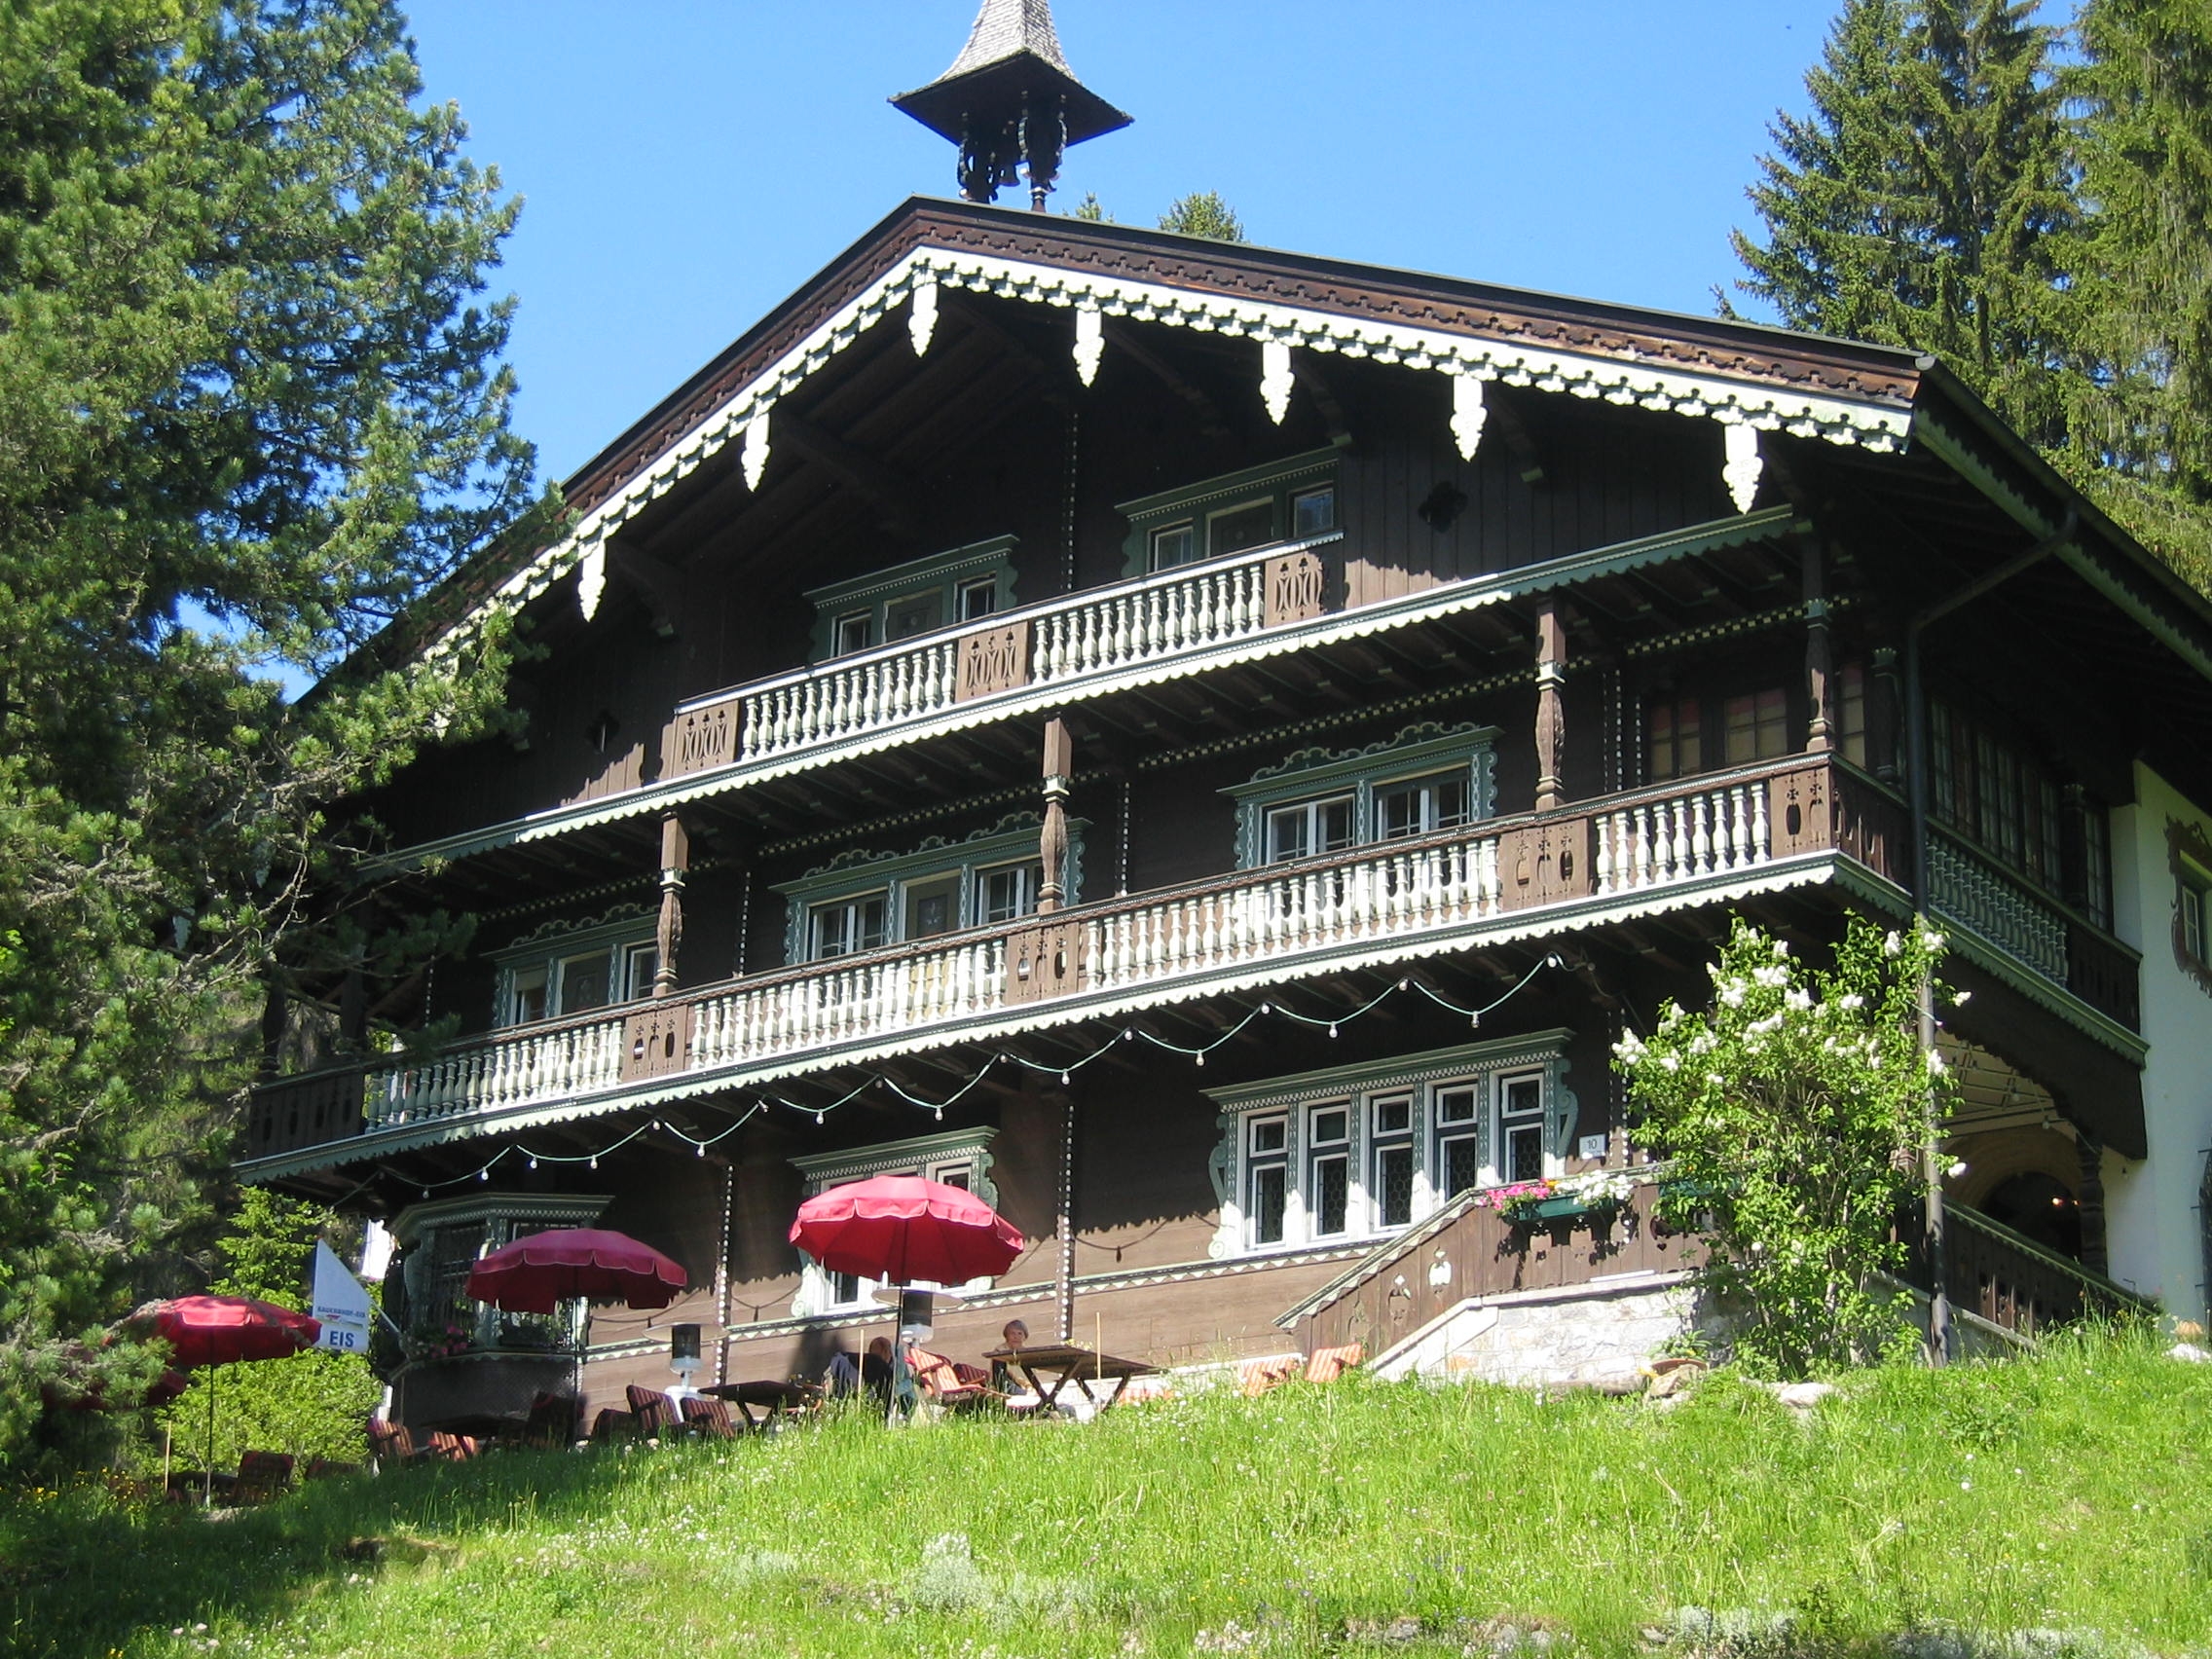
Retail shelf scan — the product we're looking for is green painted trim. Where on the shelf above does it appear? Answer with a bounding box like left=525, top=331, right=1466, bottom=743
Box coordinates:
left=1118, top=449, right=1340, bottom=576
left=803, top=535, right=1019, bottom=662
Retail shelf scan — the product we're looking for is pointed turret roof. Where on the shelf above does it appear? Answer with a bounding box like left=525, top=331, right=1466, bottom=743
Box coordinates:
left=891, top=0, right=1131, bottom=152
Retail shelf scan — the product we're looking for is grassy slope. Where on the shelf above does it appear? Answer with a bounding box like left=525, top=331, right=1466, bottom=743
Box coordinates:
left=4, top=1331, right=2207, bottom=1659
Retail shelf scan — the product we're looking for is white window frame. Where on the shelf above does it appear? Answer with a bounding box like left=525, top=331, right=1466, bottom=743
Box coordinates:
left=1205, top=1035, right=1577, bottom=1261
left=1225, top=724, right=1500, bottom=869
left=788, top=1129, right=1001, bottom=1318
left=1119, top=449, right=1341, bottom=578
left=2183, top=864, right=2210, bottom=966
left=489, top=908, right=658, bottom=1029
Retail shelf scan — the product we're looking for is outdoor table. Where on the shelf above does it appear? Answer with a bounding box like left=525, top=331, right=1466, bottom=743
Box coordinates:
left=700, top=1378, right=823, bottom=1430
left=980, top=1343, right=1158, bottom=1411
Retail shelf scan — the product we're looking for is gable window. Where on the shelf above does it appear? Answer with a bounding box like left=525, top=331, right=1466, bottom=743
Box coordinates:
left=491, top=911, right=657, bottom=1028
left=805, top=536, right=1017, bottom=663
left=774, top=818, right=1081, bottom=966
left=1120, top=450, right=1342, bottom=578
left=789, top=1129, right=1001, bottom=1318
left=1207, top=1036, right=1579, bottom=1260
left=1227, top=724, right=1498, bottom=869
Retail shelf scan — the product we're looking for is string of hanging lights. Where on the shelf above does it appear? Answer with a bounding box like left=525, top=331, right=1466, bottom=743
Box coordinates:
left=404, top=955, right=1563, bottom=1197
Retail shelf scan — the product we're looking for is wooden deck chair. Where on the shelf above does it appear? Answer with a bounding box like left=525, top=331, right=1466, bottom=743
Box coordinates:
left=1304, top=1343, right=1365, bottom=1384
left=680, top=1395, right=743, bottom=1439
left=908, top=1347, right=1002, bottom=1413
left=1237, top=1354, right=1305, bottom=1397
left=232, top=1450, right=295, bottom=1504
left=303, top=1456, right=362, bottom=1481
left=523, top=1391, right=578, bottom=1449
left=625, top=1384, right=683, bottom=1438
left=367, top=1419, right=425, bottom=1467
left=591, top=1407, right=641, bottom=1443
left=425, top=1431, right=479, bottom=1462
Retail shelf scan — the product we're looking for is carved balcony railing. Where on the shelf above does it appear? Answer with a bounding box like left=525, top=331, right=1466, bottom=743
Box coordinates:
left=1899, top=1200, right=2152, bottom=1335
left=1927, top=829, right=2141, bottom=1031
left=664, top=538, right=1331, bottom=780
left=250, top=756, right=1885, bottom=1161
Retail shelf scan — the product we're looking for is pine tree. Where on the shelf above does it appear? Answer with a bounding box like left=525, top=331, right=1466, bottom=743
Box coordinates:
left=1160, top=191, right=1247, bottom=243
left=0, top=0, right=542, bottom=1464
left=1730, top=1, right=2070, bottom=441
left=2057, top=0, right=2212, bottom=589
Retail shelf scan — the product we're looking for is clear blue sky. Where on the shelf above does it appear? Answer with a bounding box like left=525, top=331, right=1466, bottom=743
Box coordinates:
left=402, top=1, right=1851, bottom=488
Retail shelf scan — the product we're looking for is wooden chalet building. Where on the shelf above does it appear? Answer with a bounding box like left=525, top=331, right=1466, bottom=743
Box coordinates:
left=244, top=6, right=2209, bottom=1425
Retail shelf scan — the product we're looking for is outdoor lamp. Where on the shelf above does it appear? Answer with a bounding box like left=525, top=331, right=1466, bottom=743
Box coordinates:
left=670, top=1322, right=701, bottom=1380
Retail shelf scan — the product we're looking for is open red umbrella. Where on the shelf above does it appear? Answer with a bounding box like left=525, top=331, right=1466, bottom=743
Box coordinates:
left=124, top=1296, right=322, bottom=1503
left=465, top=1228, right=687, bottom=1315
left=790, top=1176, right=1023, bottom=1286
left=129, top=1296, right=321, bottom=1367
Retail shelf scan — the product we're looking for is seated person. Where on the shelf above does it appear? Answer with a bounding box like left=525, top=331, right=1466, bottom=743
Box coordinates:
left=824, top=1337, right=896, bottom=1408
left=991, top=1318, right=1030, bottom=1391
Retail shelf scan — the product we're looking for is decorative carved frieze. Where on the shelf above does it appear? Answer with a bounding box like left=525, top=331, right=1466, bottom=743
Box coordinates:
left=1767, top=766, right=1833, bottom=860
left=1264, top=551, right=1326, bottom=627
left=955, top=621, right=1031, bottom=702
left=1498, top=821, right=1589, bottom=910
left=1004, top=919, right=1087, bottom=1005
left=620, top=1000, right=692, bottom=1084
left=667, top=699, right=739, bottom=778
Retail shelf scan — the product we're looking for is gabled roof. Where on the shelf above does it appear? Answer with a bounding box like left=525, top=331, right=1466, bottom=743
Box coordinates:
left=389, top=196, right=1941, bottom=668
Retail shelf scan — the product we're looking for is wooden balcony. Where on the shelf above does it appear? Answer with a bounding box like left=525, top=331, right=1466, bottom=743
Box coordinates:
left=664, top=537, right=1330, bottom=781
left=1927, top=829, right=2141, bottom=1032
left=241, top=754, right=2133, bottom=1172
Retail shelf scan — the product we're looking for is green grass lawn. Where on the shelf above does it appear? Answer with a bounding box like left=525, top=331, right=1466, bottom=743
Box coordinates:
left=5, top=1328, right=2207, bottom=1659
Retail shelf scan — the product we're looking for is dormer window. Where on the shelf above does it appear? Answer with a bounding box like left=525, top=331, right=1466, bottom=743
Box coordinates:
left=489, top=908, right=658, bottom=1027
left=1120, top=450, right=1341, bottom=577
left=805, top=536, right=1017, bottom=663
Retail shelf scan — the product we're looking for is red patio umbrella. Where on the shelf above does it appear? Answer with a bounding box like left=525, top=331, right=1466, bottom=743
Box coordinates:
left=790, top=1176, right=1023, bottom=1286
left=464, top=1228, right=688, bottom=1315
left=124, top=1296, right=322, bottom=1503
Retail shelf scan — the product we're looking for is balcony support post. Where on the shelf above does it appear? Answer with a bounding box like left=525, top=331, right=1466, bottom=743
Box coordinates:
left=1803, top=540, right=1833, bottom=754
left=1039, top=717, right=1074, bottom=913
left=1535, top=599, right=1567, bottom=811
left=654, top=812, right=689, bottom=998
left=2076, top=1127, right=2108, bottom=1275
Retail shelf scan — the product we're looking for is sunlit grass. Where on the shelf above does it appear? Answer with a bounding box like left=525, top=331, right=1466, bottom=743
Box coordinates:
left=5, top=1326, right=2206, bottom=1658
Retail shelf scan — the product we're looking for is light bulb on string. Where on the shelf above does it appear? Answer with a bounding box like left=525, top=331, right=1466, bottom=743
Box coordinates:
left=1195, top=1051, right=1205, bottom=1066
left=815, top=1111, right=824, bottom=1125
left=589, top=1156, right=598, bottom=1170
left=528, top=1157, right=538, bottom=1171
left=479, top=1168, right=490, bottom=1183
left=1060, top=1071, right=1071, bottom=1086
left=1328, top=1024, right=1339, bottom=1039
left=935, top=1107, right=944, bottom=1122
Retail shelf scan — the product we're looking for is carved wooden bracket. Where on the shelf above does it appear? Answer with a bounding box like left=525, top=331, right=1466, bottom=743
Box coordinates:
left=1004, top=919, right=1088, bottom=1005
left=956, top=621, right=1031, bottom=702
left=1264, top=552, right=1326, bottom=627
left=667, top=698, right=738, bottom=778
left=620, top=1001, right=693, bottom=1084
left=1498, top=820, right=1590, bottom=910
left=1768, top=766, right=1834, bottom=860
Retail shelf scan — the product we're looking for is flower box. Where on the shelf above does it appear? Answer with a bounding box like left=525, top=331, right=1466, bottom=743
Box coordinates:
left=1504, top=1194, right=1620, bottom=1226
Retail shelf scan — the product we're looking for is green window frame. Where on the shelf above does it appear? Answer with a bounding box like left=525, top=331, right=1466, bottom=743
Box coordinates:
left=803, top=535, right=1018, bottom=663
left=1117, top=450, right=1341, bottom=578
left=1223, top=723, right=1499, bottom=869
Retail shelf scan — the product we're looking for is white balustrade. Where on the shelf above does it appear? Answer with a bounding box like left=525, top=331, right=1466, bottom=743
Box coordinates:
left=1031, top=556, right=1272, bottom=686
left=1593, top=779, right=1771, bottom=896
left=327, top=775, right=1803, bottom=1143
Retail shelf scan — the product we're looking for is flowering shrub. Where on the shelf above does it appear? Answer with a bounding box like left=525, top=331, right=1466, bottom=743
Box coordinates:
left=1613, top=915, right=1953, bottom=1377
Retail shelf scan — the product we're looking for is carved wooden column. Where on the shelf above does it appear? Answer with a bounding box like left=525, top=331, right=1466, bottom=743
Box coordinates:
left=2076, top=1127, right=2109, bottom=1276
left=1534, top=599, right=1567, bottom=811
left=1803, top=541, right=1834, bottom=754
left=653, top=812, right=689, bottom=997
left=1871, top=646, right=1902, bottom=782
left=1039, top=717, right=1073, bottom=913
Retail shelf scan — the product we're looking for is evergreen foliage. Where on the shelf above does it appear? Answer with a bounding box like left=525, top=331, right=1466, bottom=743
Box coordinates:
left=0, top=0, right=542, bottom=1466
left=1729, top=0, right=2070, bottom=443
left=1159, top=191, right=1246, bottom=242
left=1614, top=917, right=1953, bottom=1378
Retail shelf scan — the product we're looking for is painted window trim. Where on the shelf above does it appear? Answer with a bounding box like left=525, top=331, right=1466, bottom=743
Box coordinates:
left=1222, top=722, right=1500, bottom=867
left=803, top=535, right=1018, bottom=662
left=487, top=905, right=658, bottom=1027
left=2168, top=817, right=2212, bottom=998
left=389, top=1192, right=611, bottom=1349
left=771, top=817, right=1086, bottom=965
left=788, top=1127, right=1002, bottom=1317
left=1202, top=1033, right=1578, bottom=1262
left=1118, top=448, right=1340, bottom=577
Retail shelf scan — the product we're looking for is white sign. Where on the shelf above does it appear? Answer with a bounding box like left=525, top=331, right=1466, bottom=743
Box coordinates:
left=311, top=1240, right=373, bottom=1354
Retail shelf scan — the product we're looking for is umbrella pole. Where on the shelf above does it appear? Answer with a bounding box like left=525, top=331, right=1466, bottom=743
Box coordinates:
left=204, top=1364, right=218, bottom=1509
